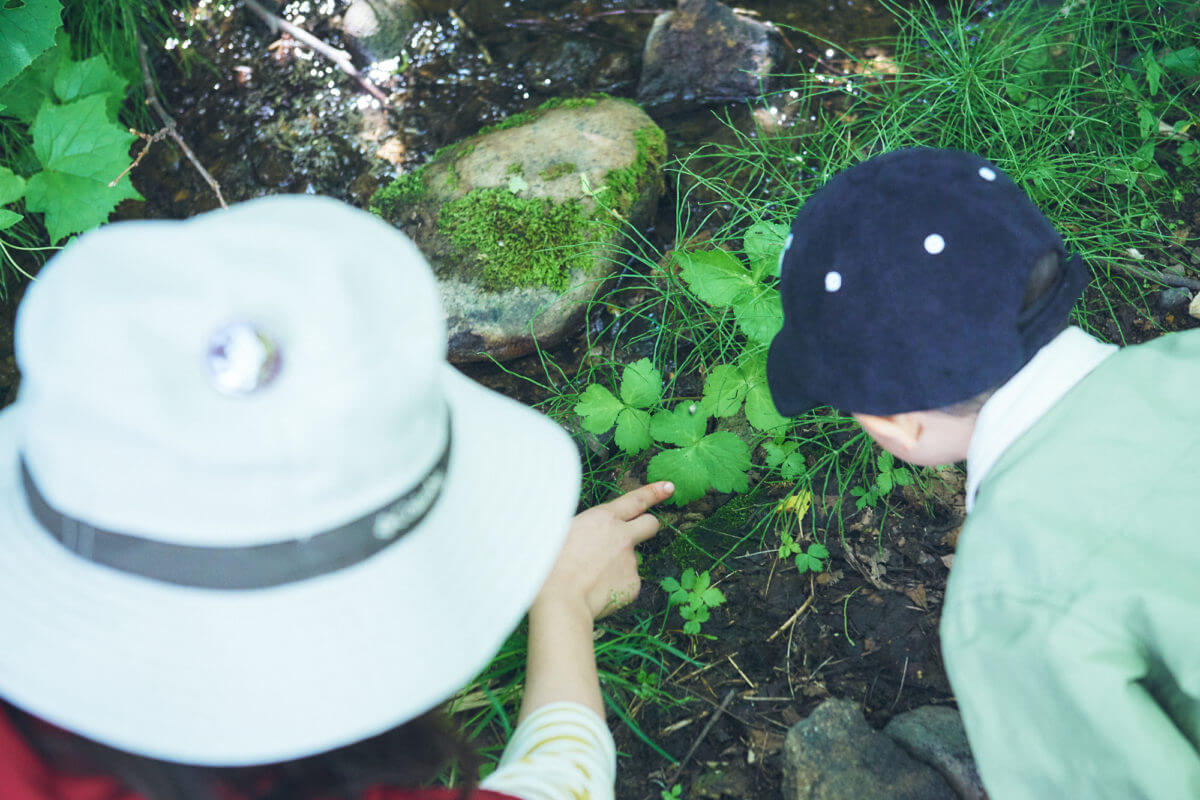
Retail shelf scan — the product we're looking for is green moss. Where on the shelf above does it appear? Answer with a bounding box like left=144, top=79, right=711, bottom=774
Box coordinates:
left=507, top=162, right=525, bottom=175
left=538, top=161, right=577, bottom=181
left=593, top=124, right=667, bottom=211
left=369, top=168, right=426, bottom=218
left=476, top=95, right=605, bottom=137
left=438, top=187, right=593, bottom=292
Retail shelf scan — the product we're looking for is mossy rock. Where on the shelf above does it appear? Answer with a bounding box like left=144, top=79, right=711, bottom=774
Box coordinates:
left=371, top=96, right=666, bottom=362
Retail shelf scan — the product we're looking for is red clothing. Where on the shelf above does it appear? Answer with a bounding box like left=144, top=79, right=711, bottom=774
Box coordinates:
left=0, top=712, right=517, bottom=800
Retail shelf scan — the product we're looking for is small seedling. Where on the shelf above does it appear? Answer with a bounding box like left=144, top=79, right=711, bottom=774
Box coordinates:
left=661, top=568, right=726, bottom=635
left=849, top=450, right=913, bottom=510
left=779, top=531, right=829, bottom=575
left=661, top=785, right=683, bottom=800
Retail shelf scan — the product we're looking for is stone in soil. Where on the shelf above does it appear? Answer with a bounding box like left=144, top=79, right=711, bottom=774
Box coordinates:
left=372, top=96, right=665, bottom=362
left=637, top=0, right=781, bottom=111
left=782, top=698, right=956, bottom=800
left=885, top=705, right=986, bottom=800
left=1157, top=287, right=1192, bottom=311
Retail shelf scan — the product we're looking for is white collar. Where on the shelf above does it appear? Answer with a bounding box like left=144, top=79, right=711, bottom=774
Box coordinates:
left=965, top=327, right=1118, bottom=511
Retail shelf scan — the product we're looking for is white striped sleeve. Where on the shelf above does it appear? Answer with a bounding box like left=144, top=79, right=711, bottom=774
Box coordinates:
left=477, top=702, right=617, bottom=800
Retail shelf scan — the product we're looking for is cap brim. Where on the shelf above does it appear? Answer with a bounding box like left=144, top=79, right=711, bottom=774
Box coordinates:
left=766, top=332, right=814, bottom=418
left=0, top=364, right=580, bottom=765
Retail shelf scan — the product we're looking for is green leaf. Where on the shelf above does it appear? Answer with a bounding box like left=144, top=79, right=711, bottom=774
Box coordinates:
left=877, top=451, right=893, bottom=472
left=877, top=470, right=893, bottom=494
left=808, top=543, right=829, bottom=560
left=744, top=220, right=790, bottom=280
left=25, top=94, right=140, bottom=242
left=692, top=571, right=711, bottom=594
left=1138, top=107, right=1157, bottom=140
left=763, top=440, right=797, bottom=469
left=660, top=577, right=681, bottom=594
left=701, top=363, right=748, bottom=418
left=676, top=248, right=755, bottom=309
left=680, top=569, right=697, bottom=590
left=740, top=350, right=789, bottom=431
left=613, top=407, right=652, bottom=454
left=649, top=402, right=707, bottom=447
left=894, top=467, right=914, bottom=487
left=1158, top=46, right=1200, bottom=77
left=54, top=54, right=126, bottom=119
left=647, top=447, right=709, bottom=506
left=696, top=431, right=751, bottom=493
left=0, top=0, right=63, bottom=88
left=619, top=357, right=662, bottom=408
left=0, top=208, right=21, bottom=230
left=574, top=383, right=623, bottom=433
left=779, top=452, right=807, bottom=481
left=0, top=166, right=25, bottom=205
left=682, top=619, right=700, bottom=635
left=731, top=284, right=783, bottom=345
left=700, top=586, right=725, bottom=607
left=0, top=28, right=64, bottom=123
left=794, top=554, right=812, bottom=574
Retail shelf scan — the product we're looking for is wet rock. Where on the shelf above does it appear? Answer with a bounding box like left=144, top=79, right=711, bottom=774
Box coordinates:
left=637, top=0, right=781, bottom=111
left=1157, top=287, right=1192, bottom=311
left=341, top=0, right=420, bottom=62
left=885, top=706, right=986, bottom=800
left=372, top=97, right=666, bottom=362
left=782, top=698, right=956, bottom=800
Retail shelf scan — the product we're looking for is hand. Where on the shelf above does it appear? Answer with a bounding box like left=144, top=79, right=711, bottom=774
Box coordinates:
left=533, top=481, right=674, bottom=621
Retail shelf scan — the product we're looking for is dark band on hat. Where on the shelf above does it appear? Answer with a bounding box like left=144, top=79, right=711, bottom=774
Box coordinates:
left=19, top=420, right=452, bottom=590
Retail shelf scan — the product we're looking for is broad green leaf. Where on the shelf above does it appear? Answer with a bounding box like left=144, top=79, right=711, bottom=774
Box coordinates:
left=647, top=446, right=711, bottom=506
left=779, top=452, right=806, bottom=481
left=619, top=357, right=662, bottom=408
left=744, top=220, right=789, bottom=280
left=649, top=402, right=707, bottom=447
left=613, top=407, right=652, bottom=453
left=740, top=350, right=789, bottom=431
left=692, top=571, right=710, bottom=594
left=763, top=440, right=797, bottom=469
left=701, top=364, right=748, bottom=418
left=1138, top=107, right=1156, bottom=140
left=574, top=383, right=623, bottom=433
left=877, top=451, right=893, bottom=472
left=894, top=468, right=914, bottom=487
left=1158, top=46, right=1200, bottom=77
left=660, top=577, right=681, bottom=593
left=0, top=29, right=64, bottom=123
left=0, top=0, right=63, bottom=88
left=808, top=543, right=829, bottom=560
left=676, top=248, right=755, bottom=309
left=695, top=431, right=751, bottom=494
left=701, top=586, right=725, bottom=607
left=1143, top=54, right=1163, bottom=96
left=878, top=470, right=893, bottom=493
left=680, top=568, right=697, bottom=590
left=0, top=166, right=25, bottom=205
left=682, top=619, right=700, bottom=635
left=0, top=208, right=21, bottom=230
left=731, top=284, right=783, bottom=345
left=25, top=94, right=140, bottom=242
left=54, top=54, right=127, bottom=119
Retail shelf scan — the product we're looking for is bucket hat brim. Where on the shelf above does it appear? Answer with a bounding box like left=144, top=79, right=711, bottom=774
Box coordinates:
left=0, top=364, right=580, bottom=766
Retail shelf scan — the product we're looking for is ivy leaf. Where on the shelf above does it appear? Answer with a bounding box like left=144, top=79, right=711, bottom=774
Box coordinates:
left=25, top=94, right=140, bottom=242
left=54, top=54, right=127, bottom=119
left=744, top=220, right=790, bottom=280
left=701, top=363, right=748, bottom=418
left=574, top=383, right=623, bottom=434
left=649, top=402, right=707, bottom=447
left=731, top=284, right=783, bottom=345
left=0, top=0, right=63, bottom=88
left=613, top=407, right=652, bottom=454
left=0, top=166, right=25, bottom=205
left=676, top=248, right=755, bottom=309
left=619, top=357, right=662, bottom=408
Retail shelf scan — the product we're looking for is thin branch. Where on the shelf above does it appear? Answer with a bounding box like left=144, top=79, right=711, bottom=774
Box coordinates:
left=242, top=0, right=390, bottom=106
left=1103, top=258, right=1200, bottom=292
left=135, top=37, right=228, bottom=209
left=109, top=127, right=171, bottom=188
left=668, top=688, right=737, bottom=783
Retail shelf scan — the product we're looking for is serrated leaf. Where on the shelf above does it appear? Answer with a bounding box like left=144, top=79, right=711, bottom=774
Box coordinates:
left=691, top=606, right=710, bottom=624
left=0, top=0, right=63, bottom=88
left=780, top=452, right=807, bottom=481
left=877, top=451, right=893, bottom=472
left=741, top=350, right=789, bottom=431
left=682, top=619, right=700, bottom=635
left=613, top=407, right=652, bottom=453
left=808, top=542, right=829, bottom=560
left=731, top=284, right=783, bottom=344
left=1158, top=46, right=1200, bottom=77
left=794, top=554, right=812, bottom=574
left=647, top=447, right=710, bottom=506
left=0, top=166, right=25, bottom=205
left=24, top=169, right=139, bottom=244
left=619, top=357, right=662, bottom=408
left=0, top=29, right=64, bottom=123
left=695, top=431, right=751, bottom=494
left=680, top=568, right=697, bottom=589
left=701, top=363, right=748, bottom=418
left=54, top=54, right=127, bottom=119
left=693, top=571, right=710, bottom=594
left=670, top=588, right=689, bottom=606
left=763, top=440, right=797, bottom=469
left=806, top=554, right=825, bottom=573
left=660, top=577, right=681, bottom=593
left=894, top=468, right=914, bottom=486
left=0, top=208, right=21, bottom=230
left=744, top=220, right=790, bottom=280
left=877, top=470, right=893, bottom=493
left=676, top=248, right=755, bottom=309
left=701, top=586, right=725, bottom=606
left=574, top=383, right=623, bottom=434
left=649, top=402, right=707, bottom=447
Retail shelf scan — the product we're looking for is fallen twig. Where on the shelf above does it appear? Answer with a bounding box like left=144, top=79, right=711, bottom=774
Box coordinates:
left=132, top=38, right=228, bottom=209
left=242, top=0, right=390, bottom=106
left=766, top=591, right=815, bottom=643
left=109, top=127, right=171, bottom=188
left=669, top=689, right=737, bottom=782
left=1104, top=258, right=1200, bottom=292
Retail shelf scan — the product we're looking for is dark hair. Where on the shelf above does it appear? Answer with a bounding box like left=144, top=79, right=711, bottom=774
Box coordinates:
left=939, top=250, right=1066, bottom=416
left=2, top=698, right=480, bottom=800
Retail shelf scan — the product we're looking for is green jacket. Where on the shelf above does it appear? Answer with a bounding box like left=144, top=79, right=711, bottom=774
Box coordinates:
left=941, top=327, right=1200, bottom=799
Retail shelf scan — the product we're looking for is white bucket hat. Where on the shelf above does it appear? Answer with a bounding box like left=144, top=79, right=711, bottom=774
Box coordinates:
left=0, top=195, right=581, bottom=766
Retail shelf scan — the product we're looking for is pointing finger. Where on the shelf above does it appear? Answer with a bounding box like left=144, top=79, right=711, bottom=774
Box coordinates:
left=607, top=482, right=674, bottom=521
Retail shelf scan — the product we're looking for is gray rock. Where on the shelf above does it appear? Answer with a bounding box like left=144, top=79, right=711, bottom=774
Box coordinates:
left=885, top=706, right=986, bottom=800
left=342, top=0, right=419, bottom=62
left=783, top=698, right=957, bottom=800
left=372, top=97, right=666, bottom=362
left=1157, top=287, right=1193, bottom=311
left=637, top=0, right=780, bottom=110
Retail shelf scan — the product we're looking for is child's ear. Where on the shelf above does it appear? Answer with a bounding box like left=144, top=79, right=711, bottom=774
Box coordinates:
left=852, top=413, right=922, bottom=452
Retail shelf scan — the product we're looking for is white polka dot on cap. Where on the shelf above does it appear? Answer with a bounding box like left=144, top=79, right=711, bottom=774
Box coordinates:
left=924, top=233, right=945, bottom=254
left=824, top=270, right=842, bottom=292
left=978, top=166, right=996, bottom=181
